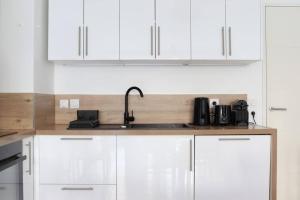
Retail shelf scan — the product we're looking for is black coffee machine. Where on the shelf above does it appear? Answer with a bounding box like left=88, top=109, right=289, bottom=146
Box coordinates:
left=231, top=100, right=249, bottom=126
left=193, top=97, right=210, bottom=126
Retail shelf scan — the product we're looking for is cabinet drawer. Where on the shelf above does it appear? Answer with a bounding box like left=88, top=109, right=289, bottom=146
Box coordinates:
left=40, top=185, right=116, bottom=200
left=39, top=136, right=116, bottom=184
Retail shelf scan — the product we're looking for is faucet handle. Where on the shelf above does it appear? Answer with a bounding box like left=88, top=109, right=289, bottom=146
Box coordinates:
left=129, top=110, right=135, bottom=122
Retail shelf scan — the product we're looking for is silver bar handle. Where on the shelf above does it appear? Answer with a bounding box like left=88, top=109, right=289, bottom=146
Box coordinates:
left=150, top=26, right=153, bottom=56
left=25, top=142, right=32, bottom=175
left=228, top=27, right=232, bottom=56
left=222, top=27, right=225, bottom=56
left=269, top=107, right=287, bottom=111
left=62, top=187, right=94, bottom=191
left=189, top=139, right=193, bottom=171
left=157, top=26, right=161, bottom=56
left=219, top=138, right=250, bottom=141
left=78, top=26, right=82, bottom=56
left=60, top=138, right=93, bottom=141
left=85, top=26, right=88, bottom=56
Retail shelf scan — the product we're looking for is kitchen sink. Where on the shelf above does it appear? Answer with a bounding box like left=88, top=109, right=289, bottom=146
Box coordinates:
left=125, top=123, right=190, bottom=129
left=93, top=123, right=191, bottom=130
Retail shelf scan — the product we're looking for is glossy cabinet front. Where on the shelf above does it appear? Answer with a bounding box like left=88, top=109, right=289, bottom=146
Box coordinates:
left=117, top=136, right=194, bottom=200
left=39, top=136, right=116, bottom=185
left=195, top=135, right=271, bottom=200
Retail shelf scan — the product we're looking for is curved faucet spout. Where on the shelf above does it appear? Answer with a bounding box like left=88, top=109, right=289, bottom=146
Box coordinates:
left=124, top=86, right=144, bottom=125
left=125, top=86, right=144, bottom=97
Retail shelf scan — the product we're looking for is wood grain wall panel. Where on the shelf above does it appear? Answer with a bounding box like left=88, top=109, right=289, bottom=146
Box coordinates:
left=55, top=94, right=247, bottom=124
left=0, top=93, right=34, bottom=129
left=34, top=94, right=55, bottom=129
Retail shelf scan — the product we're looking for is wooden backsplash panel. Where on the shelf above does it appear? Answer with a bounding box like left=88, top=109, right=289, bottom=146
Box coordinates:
left=35, top=94, right=55, bottom=129
left=0, top=93, right=34, bottom=129
left=55, top=94, right=247, bottom=124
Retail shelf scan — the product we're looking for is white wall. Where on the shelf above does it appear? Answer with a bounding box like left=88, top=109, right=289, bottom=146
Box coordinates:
left=55, top=62, right=264, bottom=124
left=0, top=0, right=34, bottom=93
left=0, top=0, right=54, bottom=93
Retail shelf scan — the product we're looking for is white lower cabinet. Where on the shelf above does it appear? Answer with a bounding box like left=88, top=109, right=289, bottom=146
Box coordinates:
left=39, top=185, right=116, bottom=200
left=38, top=136, right=116, bottom=185
left=195, top=135, right=271, bottom=200
left=23, top=137, right=34, bottom=200
left=117, top=136, right=194, bottom=200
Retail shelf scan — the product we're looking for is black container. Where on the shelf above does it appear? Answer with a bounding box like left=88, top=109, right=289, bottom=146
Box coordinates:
left=214, top=105, right=231, bottom=125
left=193, top=97, right=210, bottom=126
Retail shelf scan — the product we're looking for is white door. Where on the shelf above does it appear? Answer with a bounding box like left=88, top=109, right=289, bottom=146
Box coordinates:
left=226, top=0, right=261, bottom=60
left=195, top=136, right=271, bottom=200
left=40, top=185, right=116, bottom=200
left=23, top=137, right=34, bottom=200
left=48, top=0, right=84, bottom=60
left=117, top=136, right=194, bottom=200
left=266, top=7, right=300, bottom=200
left=191, top=0, right=226, bottom=60
left=120, top=0, right=155, bottom=60
left=155, top=0, right=190, bottom=59
left=39, top=136, right=116, bottom=185
left=84, top=0, right=119, bottom=60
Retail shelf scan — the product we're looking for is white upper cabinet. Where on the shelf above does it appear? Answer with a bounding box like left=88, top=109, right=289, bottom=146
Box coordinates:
left=226, top=0, right=261, bottom=60
left=120, top=0, right=155, bottom=60
left=117, top=136, right=194, bottom=200
left=84, top=0, right=119, bottom=60
left=156, top=0, right=190, bottom=60
left=48, top=0, right=119, bottom=60
left=191, top=0, right=261, bottom=60
left=191, top=0, right=226, bottom=60
left=48, top=0, right=83, bottom=60
left=195, top=135, right=271, bottom=200
left=39, top=136, right=116, bottom=185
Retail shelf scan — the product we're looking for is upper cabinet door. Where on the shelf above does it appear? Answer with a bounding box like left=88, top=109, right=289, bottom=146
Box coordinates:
left=120, top=0, right=155, bottom=60
left=226, top=0, right=261, bottom=60
left=117, top=136, right=194, bottom=200
left=84, top=0, right=119, bottom=60
left=48, top=0, right=84, bottom=60
left=156, top=0, right=190, bottom=60
left=191, top=0, right=226, bottom=60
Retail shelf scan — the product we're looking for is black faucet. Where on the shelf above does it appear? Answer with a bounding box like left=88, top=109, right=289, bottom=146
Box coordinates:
left=124, top=86, right=144, bottom=126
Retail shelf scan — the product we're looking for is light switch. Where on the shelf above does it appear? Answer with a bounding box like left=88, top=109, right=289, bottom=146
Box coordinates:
left=59, top=99, right=69, bottom=109
left=70, top=99, right=80, bottom=109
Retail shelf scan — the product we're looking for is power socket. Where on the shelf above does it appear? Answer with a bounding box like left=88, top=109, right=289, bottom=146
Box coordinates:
left=209, top=98, right=219, bottom=108
left=59, top=99, right=69, bottom=109
left=70, top=99, right=80, bottom=109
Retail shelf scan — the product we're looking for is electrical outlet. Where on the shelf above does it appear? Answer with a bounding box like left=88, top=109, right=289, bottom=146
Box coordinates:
left=59, top=99, right=69, bottom=109
left=209, top=98, right=219, bottom=108
left=70, top=99, right=80, bottom=109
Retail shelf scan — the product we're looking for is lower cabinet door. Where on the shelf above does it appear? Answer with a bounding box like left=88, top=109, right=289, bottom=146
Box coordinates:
left=39, top=185, right=116, bottom=200
left=117, top=136, right=194, bottom=200
left=39, top=136, right=116, bottom=185
left=195, top=135, right=271, bottom=200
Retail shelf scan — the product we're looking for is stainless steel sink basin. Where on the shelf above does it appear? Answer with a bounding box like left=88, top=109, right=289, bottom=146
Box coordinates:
left=94, top=123, right=191, bottom=130
left=126, top=123, right=190, bottom=129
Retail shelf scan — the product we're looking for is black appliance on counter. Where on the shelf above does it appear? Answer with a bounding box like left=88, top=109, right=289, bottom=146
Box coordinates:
left=0, top=141, right=27, bottom=200
left=68, top=110, right=100, bottom=129
left=231, top=100, right=249, bottom=126
left=193, top=97, right=210, bottom=126
left=214, top=105, right=232, bottom=125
